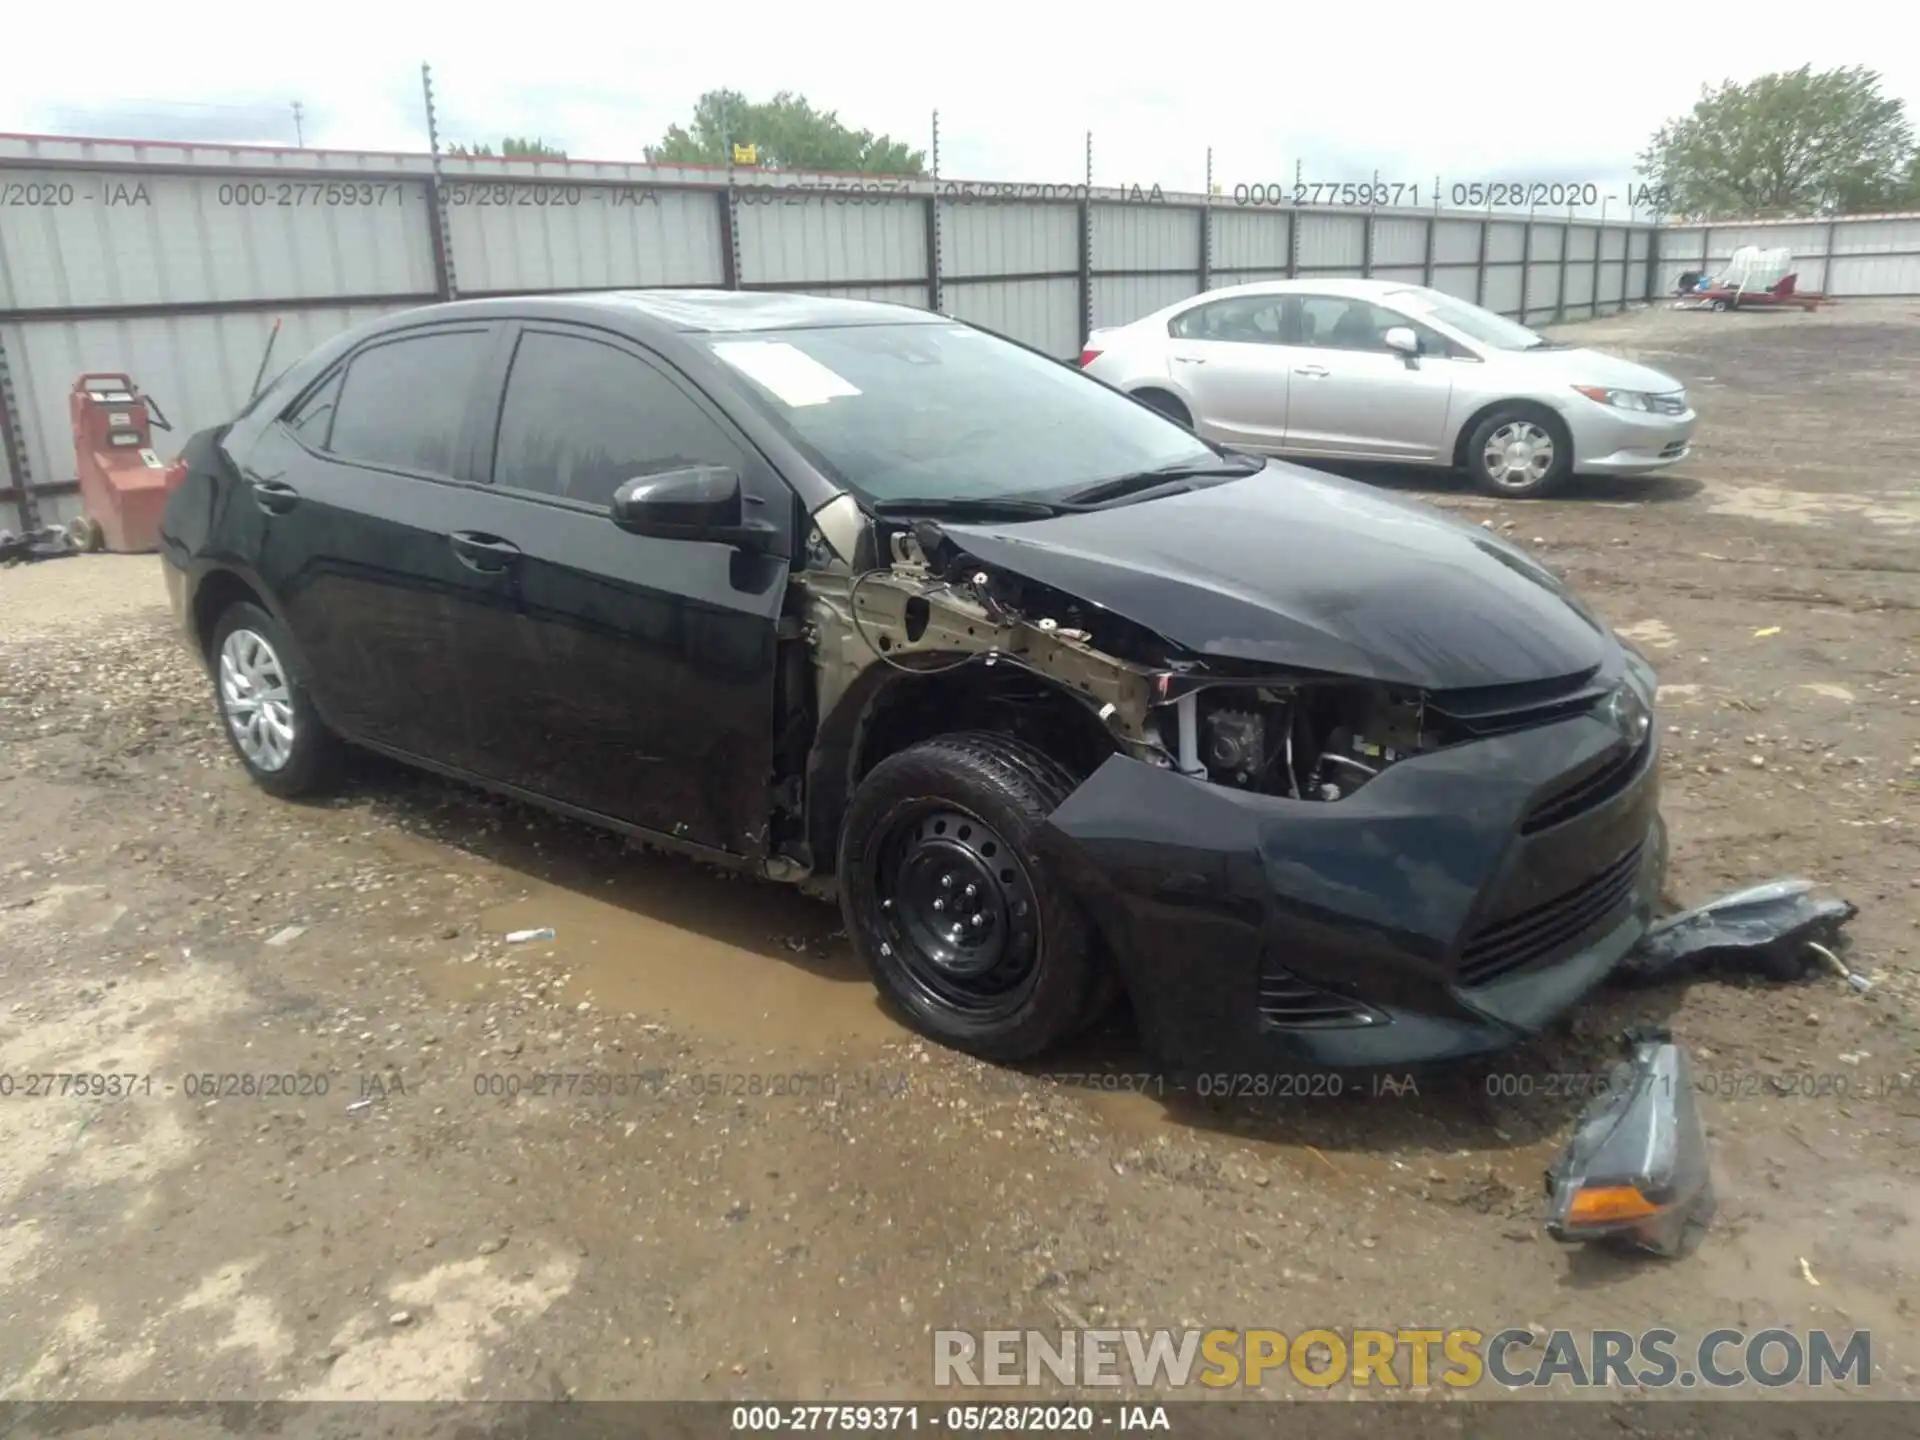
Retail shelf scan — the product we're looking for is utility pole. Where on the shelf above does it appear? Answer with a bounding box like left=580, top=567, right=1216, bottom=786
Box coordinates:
left=291, top=100, right=304, bottom=147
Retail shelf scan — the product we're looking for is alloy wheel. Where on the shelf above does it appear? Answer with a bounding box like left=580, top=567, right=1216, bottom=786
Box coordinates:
left=218, top=628, right=297, bottom=772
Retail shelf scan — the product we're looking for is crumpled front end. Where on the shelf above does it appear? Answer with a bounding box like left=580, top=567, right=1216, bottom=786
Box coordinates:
left=1035, top=679, right=1667, bottom=1072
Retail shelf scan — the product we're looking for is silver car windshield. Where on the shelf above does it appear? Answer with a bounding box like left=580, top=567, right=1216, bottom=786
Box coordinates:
left=1387, top=289, right=1547, bottom=351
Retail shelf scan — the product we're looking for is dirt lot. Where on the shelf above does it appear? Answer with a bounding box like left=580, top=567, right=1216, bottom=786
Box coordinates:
left=1, top=301, right=1916, bottom=1409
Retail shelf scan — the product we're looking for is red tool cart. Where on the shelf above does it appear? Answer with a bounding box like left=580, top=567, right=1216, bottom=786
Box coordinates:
left=67, top=373, right=181, bottom=553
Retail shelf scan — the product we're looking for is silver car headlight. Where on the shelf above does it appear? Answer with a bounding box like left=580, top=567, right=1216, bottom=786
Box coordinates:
left=1573, top=385, right=1658, bottom=412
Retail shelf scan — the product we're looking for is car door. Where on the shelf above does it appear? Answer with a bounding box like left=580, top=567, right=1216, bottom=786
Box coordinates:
left=454, top=323, right=792, bottom=854
left=244, top=323, right=504, bottom=765
left=1161, top=296, right=1294, bottom=448
left=1278, top=296, right=1457, bottom=460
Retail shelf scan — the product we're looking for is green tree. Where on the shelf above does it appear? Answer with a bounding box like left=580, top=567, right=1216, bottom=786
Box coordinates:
left=446, top=136, right=567, bottom=159
left=644, top=90, right=926, bottom=175
left=1640, top=66, right=1914, bottom=218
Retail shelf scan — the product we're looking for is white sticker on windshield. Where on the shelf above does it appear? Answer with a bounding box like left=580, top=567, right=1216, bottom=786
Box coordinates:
left=712, top=341, right=862, bottom=407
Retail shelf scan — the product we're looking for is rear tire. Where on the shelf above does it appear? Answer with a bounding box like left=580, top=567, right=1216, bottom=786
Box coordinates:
left=1464, top=406, right=1573, bottom=499
left=208, top=601, right=342, bottom=799
left=839, top=732, right=1102, bottom=1062
left=1132, top=388, right=1193, bottom=428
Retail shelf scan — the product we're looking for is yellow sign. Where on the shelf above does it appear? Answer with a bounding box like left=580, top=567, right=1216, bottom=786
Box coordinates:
left=732, top=143, right=758, bottom=165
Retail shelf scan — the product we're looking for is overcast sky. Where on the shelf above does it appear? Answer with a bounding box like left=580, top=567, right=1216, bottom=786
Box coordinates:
left=6, top=1, right=1915, bottom=215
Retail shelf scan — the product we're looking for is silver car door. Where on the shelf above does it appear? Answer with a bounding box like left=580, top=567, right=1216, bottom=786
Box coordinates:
left=1163, top=296, right=1293, bottom=449
left=1280, top=297, right=1455, bottom=460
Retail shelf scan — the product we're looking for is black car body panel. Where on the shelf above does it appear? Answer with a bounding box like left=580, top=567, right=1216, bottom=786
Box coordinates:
left=942, top=464, right=1611, bottom=689
left=161, top=290, right=1671, bottom=1070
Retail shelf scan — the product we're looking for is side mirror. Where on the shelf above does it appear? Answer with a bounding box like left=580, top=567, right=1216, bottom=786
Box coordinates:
left=610, top=465, right=778, bottom=553
left=1382, top=326, right=1420, bottom=358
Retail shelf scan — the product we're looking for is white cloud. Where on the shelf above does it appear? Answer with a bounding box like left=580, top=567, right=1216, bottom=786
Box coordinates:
left=4, top=0, right=1914, bottom=199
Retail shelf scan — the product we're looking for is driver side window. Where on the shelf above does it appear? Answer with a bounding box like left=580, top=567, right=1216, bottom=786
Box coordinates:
left=492, top=330, right=745, bottom=508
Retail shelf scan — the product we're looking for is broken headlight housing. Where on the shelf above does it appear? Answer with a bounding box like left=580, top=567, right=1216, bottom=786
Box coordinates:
left=1153, top=676, right=1441, bottom=801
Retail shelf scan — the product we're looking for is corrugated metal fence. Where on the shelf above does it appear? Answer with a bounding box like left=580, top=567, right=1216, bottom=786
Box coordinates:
left=2, top=132, right=1910, bottom=531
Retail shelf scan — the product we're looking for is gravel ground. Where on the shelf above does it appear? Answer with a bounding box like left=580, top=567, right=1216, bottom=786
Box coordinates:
left=0, top=301, right=1916, bottom=1409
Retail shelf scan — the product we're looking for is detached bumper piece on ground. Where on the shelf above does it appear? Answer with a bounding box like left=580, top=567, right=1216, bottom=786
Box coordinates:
left=1612, top=878, right=1865, bottom=991
left=1544, top=1027, right=1716, bottom=1259
left=1542, top=878, right=1865, bottom=1260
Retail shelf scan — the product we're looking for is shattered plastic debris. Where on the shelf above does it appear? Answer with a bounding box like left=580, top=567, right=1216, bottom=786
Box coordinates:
left=265, top=925, right=307, bottom=948
left=1544, top=1027, right=1715, bottom=1259
left=505, top=927, right=557, bottom=944
left=0, top=525, right=82, bottom=565
left=1612, top=879, right=1861, bottom=988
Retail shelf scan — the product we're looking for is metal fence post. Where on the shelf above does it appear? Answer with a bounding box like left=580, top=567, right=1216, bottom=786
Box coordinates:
left=1198, top=146, right=1212, bottom=293
left=1554, top=206, right=1570, bottom=321
left=0, top=332, right=37, bottom=532
left=1475, top=217, right=1489, bottom=306
left=1421, top=203, right=1436, bottom=288
left=1078, top=132, right=1094, bottom=344
left=926, top=111, right=943, bottom=313
left=420, top=64, right=458, bottom=302
left=1517, top=214, right=1534, bottom=321
left=1823, top=217, right=1840, bottom=295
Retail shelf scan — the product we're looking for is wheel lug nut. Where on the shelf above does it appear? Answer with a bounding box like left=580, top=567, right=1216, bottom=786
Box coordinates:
left=963, top=884, right=977, bottom=900
left=969, top=914, right=984, bottom=928
left=940, top=874, right=953, bottom=889
left=932, top=899, right=945, bottom=912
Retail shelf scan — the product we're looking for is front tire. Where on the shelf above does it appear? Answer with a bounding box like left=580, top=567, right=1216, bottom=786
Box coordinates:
left=1465, top=406, right=1573, bottom=499
left=839, top=732, right=1102, bottom=1061
left=209, top=601, right=341, bottom=798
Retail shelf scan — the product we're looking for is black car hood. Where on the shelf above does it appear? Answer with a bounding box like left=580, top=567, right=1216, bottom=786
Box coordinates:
left=939, top=463, right=1613, bottom=689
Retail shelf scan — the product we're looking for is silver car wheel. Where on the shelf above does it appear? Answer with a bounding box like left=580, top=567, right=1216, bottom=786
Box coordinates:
left=218, top=628, right=297, bottom=772
left=1483, top=421, right=1556, bottom=489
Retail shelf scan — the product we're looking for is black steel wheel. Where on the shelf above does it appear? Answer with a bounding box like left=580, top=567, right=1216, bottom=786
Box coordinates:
left=839, top=732, right=1105, bottom=1060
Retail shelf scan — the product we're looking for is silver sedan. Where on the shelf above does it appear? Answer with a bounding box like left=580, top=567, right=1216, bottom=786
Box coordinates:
left=1079, top=278, right=1696, bottom=498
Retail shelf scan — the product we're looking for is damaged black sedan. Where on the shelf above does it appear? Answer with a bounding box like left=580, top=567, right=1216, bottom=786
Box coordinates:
left=159, top=291, right=1667, bottom=1071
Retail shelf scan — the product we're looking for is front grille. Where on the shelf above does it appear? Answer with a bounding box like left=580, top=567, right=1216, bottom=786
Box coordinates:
left=1647, top=392, right=1688, bottom=415
left=1521, top=735, right=1651, bottom=834
left=1457, top=842, right=1645, bottom=987
left=1257, top=963, right=1376, bottom=1028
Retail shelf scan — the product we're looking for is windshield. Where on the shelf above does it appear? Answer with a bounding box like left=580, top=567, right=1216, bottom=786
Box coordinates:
left=703, top=322, right=1219, bottom=503
left=1385, top=288, right=1547, bottom=351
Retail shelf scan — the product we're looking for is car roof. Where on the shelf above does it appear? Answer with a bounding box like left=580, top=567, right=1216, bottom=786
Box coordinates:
left=383, top=289, right=951, bottom=337
left=1164, top=277, right=1424, bottom=309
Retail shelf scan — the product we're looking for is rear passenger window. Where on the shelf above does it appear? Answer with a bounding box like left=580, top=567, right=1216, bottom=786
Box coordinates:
left=491, top=331, right=742, bottom=508
left=326, top=330, right=490, bottom=478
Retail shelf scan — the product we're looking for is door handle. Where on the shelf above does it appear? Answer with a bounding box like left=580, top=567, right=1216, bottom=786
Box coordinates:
left=449, top=531, right=522, bottom=572
left=1171, top=355, right=1207, bottom=365
left=250, top=478, right=300, bottom=515
left=1294, top=365, right=1330, bottom=377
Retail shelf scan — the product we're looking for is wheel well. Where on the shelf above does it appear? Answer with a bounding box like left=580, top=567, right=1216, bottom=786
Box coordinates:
left=1452, top=398, right=1573, bottom=470
left=804, top=665, right=1117, bottom=877
left=191, top=571, right=265, bottom=659
left=1131, top=386, right=1192, bottom=425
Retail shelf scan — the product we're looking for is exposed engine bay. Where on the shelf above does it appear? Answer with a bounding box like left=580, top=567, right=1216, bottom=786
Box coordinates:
left=1173, top=679, right=1439, bottom=800
left=797, top=505, right=1446, bottom=806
